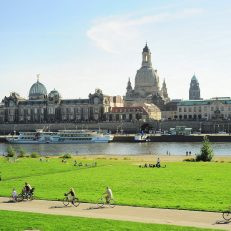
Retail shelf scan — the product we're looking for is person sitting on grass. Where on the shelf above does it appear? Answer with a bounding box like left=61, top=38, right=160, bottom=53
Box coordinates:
left=156, top=158, right=161, bottom=168
left=66, top=188, right=76, bottom=204
left=103, top=186, right=113, bottom=204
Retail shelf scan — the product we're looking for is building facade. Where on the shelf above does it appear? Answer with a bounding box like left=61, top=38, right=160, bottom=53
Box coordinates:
left=0, top=79, right=113, bottom=124
left=0, top=78, right=152, bottom=124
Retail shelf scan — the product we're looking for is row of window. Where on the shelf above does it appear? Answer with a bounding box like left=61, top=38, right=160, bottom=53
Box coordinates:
left=178, top=106, right=231, bottom=113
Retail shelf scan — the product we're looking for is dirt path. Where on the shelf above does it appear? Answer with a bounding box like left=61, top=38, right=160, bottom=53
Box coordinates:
left=0, top=197, right=230, bottom=230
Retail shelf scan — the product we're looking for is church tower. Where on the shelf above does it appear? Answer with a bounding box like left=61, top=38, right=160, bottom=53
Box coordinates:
left=161, top=79, right=170, bottom=102
left=189, top=74, right=201, bottom=100
left=126, top=78, right=133, bottom=97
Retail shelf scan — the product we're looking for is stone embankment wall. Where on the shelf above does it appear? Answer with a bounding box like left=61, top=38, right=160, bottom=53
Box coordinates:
left=0, top=120, right=229, bottom=134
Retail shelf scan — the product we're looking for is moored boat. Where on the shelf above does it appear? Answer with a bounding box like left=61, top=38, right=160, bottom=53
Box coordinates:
left=134, top=133, right=150, bottom=142
left=6, top=129, right=114, bottom=144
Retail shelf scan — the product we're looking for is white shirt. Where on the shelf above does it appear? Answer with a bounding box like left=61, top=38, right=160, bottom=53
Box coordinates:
left=12, top=190, right=17, bottom=198
left=106, top=188, right=113, bottom=198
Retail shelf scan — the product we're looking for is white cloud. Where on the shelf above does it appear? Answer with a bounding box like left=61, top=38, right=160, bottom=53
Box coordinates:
left=86, top=8, right=204, bottom=54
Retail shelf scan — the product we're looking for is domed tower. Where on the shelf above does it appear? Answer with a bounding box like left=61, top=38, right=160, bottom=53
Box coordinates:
left=48, top=89, right=61, bottom=104
left=29, top=75, right=47, bottom=100
left=134, top=43, right=160, bottom=97
left=189, top=74, right=200, bottom=100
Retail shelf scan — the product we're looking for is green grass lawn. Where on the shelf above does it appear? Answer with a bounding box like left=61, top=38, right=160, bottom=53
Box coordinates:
left=0, top=210, right=220, bottom=231
left=0, top=157, right=231, bottom=211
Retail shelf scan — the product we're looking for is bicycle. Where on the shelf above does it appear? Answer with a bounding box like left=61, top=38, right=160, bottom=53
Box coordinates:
left=8, top=195, right=17, bottom=202
left=222, top=210, right=231, bottom=221
left=17, top=188, right=35, bottom=202
left=63, top=193, right=80, bottom=207
left=97, top=197, right=115, bottom=208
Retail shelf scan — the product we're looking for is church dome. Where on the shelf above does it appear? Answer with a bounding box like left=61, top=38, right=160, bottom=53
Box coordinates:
left=48, top=89, right=61, bottom=103
left=29, top=80, right=47, bottom=100
left=48, top=89, right=60, bottom=98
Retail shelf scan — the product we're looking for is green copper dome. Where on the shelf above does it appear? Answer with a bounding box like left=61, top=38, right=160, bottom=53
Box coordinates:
left=191, top=74, right=198, bottom=81
left=29, top=80, right=47, bottom=100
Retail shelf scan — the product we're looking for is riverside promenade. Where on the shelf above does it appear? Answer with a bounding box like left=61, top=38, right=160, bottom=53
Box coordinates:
left=0, top=197, right=230, bottom=230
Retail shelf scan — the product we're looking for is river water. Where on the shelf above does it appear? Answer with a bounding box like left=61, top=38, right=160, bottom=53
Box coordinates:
left=0, top=142, right=231, bottom=156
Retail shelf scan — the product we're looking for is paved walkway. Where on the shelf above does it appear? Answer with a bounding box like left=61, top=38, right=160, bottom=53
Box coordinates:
left=0, top=197, right=230, bottom=230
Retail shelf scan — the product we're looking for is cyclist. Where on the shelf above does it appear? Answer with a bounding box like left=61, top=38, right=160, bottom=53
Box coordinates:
left=24, top=182, right=32, bottom=195
left=66, top=188, right=76, bottom=204
left=12, top=188, right=17, bottom=201
left=103, top=186, right=113, bottom=204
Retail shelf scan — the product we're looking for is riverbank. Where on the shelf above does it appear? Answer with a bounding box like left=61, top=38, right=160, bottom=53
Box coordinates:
left=57, top=154, right=231, bottom=163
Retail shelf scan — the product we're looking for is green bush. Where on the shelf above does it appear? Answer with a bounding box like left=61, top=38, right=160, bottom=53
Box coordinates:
left=30, top=152, right=40, bottom=158
left=61, top=153, right=72, bottom=159
left=183, top=158, right=195, bottom=162
left=6, top=145, right=16, bottom=157
left=18, top=147, right=26, bottom=158
left=196, top=136, right=214, bottom=162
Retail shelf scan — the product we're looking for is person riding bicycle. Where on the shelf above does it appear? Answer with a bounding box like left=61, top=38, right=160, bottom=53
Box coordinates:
left=12, top=188, right=17, bottom=201
left=66, top=188, right=76, bottom=204
left=24, top=182, right=32, bottom=195
left=103, top=186, right=113, bottom=204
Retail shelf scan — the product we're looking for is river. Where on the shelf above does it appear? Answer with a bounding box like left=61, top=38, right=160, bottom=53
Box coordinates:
left=0, top=142, right=231, bottom=156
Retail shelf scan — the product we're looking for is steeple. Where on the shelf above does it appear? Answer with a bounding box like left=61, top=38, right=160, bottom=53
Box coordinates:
left=142, top=43, right=152, bottom=68
left=126, top=78, right=132, bottom=90
left=161, top=79, right=169, bottom=101
left=126, top=78, right=133, bottom=97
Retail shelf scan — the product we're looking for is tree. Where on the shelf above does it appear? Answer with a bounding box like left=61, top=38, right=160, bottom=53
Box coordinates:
left=196, top=136, right=214, bottom=161
left=18, top=147, right=26, bottom=158
left=6, top=145, right=16, bottom=157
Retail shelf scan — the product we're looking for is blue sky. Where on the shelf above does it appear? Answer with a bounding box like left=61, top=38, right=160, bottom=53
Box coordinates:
left=0, top=0, right=231, bottom=100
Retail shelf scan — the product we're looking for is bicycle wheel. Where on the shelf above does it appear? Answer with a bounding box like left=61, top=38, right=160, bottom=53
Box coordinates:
left=72, top=198, right=80, bottom=207
left=109, top=198, right=115, bottom=208
left=97, top=198, right=104, bottom=208
left=17, top=194, right=24, bottom=202
left=29, top=194, right=34, bottom=201
left=222, top=211, right=231, bottom=221
left=63, top=197, right=69, bottom=206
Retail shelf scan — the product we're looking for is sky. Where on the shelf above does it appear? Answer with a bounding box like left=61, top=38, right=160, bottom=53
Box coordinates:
left=0, top=0, right=231, bottom=100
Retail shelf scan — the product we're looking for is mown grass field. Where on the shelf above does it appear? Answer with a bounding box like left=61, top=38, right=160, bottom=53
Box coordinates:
left=0, top=156, right=231, bottom=211
left=0, top=210, right=220, bottom=231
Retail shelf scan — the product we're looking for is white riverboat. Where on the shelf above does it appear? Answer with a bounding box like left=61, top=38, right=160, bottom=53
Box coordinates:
left=6, top=129, right=114, bottom=144
left=134, top=133, right=150, bottom=142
